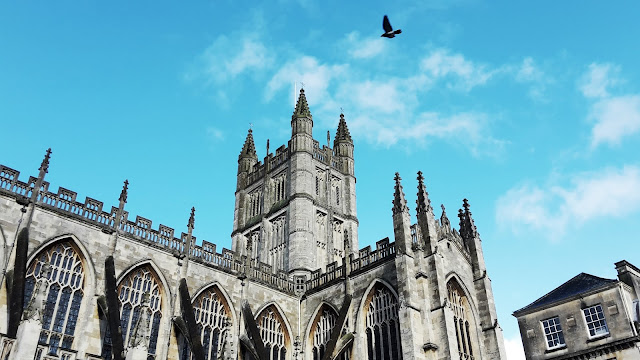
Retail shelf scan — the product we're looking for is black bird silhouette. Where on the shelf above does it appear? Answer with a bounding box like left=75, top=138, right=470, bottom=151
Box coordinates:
left=381, top=15, right=402, bottom=38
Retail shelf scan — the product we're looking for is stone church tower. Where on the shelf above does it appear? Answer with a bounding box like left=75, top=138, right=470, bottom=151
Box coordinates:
left=0, top=89, right=506, bottom=360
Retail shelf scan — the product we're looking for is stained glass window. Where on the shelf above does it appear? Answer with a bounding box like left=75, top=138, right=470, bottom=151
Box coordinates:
left=179, top=286, right=231, bottom=360
left=365, top=284, right=402, bottom=360
left=257, top=306, right=289, bottom=360
left=24, top=241, right=85, bottom=356
left=310, top=306, right=337, bottom=360
left=447, top=280, right=474, bottom=360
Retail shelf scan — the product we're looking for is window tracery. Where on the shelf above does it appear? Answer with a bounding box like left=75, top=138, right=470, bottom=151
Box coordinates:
left=447, top=280, right=475, bottom=360
left=101, top=266, right=163, bottom=359
left=257, top=306, right=289, bottom=360
left=23, top=241, right=85, bottom=355
left=179, top=286, right=231, bottom=360
left=310, top=306, right=337, bottom=360
left=364, top=284, right=402, bottom=360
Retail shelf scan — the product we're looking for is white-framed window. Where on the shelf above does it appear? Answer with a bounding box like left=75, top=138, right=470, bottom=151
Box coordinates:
left=541, top=317, right=565, bottom=349
left=583, top=304, right=609, bottom=338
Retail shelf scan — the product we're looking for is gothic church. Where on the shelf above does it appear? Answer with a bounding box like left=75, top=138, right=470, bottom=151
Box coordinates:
left=0, top=89, right=507, bottom=360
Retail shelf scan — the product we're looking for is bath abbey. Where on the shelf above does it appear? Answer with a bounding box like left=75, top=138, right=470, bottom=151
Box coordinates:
left=0, top=89, right=506, bottom=360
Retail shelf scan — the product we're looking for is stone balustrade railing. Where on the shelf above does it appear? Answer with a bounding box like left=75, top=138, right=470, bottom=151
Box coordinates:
left=0, top=163, right=397, bottom=296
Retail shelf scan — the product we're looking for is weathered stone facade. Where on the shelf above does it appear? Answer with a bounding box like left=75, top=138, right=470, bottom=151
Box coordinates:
left=0, top=89, right=506, bottom=360
left=513, top=261, right=640, bottom=360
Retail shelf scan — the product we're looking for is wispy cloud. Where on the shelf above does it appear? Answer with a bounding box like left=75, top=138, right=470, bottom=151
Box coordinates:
left=580, top=63, right=620, bottom=99
left=201, top=35, right=273, bottom=83
left=206, top=127, right=225, bottom=142
left=496, top=165, right=640, bottom=238
left=264, top=56, right=348, bottom=105
left=419, top=49, right=499, bottom=91
left=504, top=334, right=526, bottom=360
left=515, top=57, right=550, bottom=100
left=342, top=32, right=387, bottom=60
left=579, top=63, right=640, bottom=148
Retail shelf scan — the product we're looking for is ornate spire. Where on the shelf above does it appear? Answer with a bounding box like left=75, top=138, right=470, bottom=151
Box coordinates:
left=188, top=207, right=195, bottom=230
left=440, top=204, right=451, bottom=229
left=239, top=129, right=258, bottom=160
left=293, top=88, right=312, bottom=118
left=333, top=113, right=353, bottom=146
left=119, top=179, right=129, bottom=203
left=415, top=171, right=433, bottom=215
left=392, top=173, right=409, bottom=215
left=463, top=198, right=478, bottom=238
left=39, top=148, right=52, bottom=173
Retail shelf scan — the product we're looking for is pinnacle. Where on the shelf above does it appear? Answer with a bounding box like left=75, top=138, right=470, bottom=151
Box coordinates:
left=392, top=172, right=409, bottom=215
left=239, top=128, right=258, bottom=160
left=40, top=148, right=52, bottom=173
left=416, top=171, right=433, bottom=215
left=334, top=113, right=353, bottom=146
left=188, top=207, right=195, bottom=229
left=119, top=179, right=129, bottom=203
left=293, top=88, right=312, bottom=118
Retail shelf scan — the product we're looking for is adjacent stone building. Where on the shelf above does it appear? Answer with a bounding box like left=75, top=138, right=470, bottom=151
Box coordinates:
left=513, top=261, right=640, bottom=360
left=0, top=89, right=507, bottom=360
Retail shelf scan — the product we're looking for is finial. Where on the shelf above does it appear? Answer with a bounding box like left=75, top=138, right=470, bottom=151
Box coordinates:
left=340, top=107, right=344, bottom=114
left=440, top=204, right=451, bottom=229
left=40, top=148, right=52, bottom=173
left=249, top=123, right=254, bottom=130
left=188, top=207, right=195, bottom=229
left=463, top=198, right=470, bottom=212
left=392, top=172, right=409, bottom=215
left=300, top=82, right=305, bottom=89
left=416, top=171, right=433, bottom=215
left=327, top=131, right=331, bottom=147
left=119, top=180, right=129, bottom=203
left=266, top=139, right=270, bottom=154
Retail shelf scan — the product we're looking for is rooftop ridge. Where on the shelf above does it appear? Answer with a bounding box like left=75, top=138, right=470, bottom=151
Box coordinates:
left=513, top=272, right=617, bottom=315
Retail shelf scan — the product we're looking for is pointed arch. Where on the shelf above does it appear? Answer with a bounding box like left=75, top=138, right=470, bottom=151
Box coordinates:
left=306, top=302, right=339, bottom=360
left=26, top=234, right=97, bottom=288
left=179, top=283, right=235, bottom=360
left=22, top=235, right=89, bottom=355
left=359, top=279, right=402, bottom=360
left=446, top=276, right=479, bottom=360
left=102, top=260, right=168, bottom=359
left=255, top=303, right=291, bottom=360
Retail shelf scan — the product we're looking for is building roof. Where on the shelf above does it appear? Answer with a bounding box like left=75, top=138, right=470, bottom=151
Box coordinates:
left=513, top=273, right=617, bottom=315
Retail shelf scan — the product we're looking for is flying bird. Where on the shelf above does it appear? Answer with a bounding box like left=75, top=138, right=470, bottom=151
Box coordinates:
left=381, top=15, right=402, bottom=38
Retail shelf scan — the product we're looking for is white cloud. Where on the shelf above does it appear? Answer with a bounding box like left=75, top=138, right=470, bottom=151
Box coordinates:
left=264, top=56, right=348, bottom=105
left=343, top=32, right=386, bottom=60
left=515, top=57, right=549, bottom=100
left=192, top=34, right=273, bottom=85
left=504, top=335, right=526, bottom=360
left=580, top=63, right=620, bottom=99
left=579, top=63, right=640, bottom=147
left=497, top=166, right=640, bottom=237
left=589, top=95, right=640, bottom=148
left=206, top=127, right=224, bottom=142
left=420, top=49, right=498, bottom=91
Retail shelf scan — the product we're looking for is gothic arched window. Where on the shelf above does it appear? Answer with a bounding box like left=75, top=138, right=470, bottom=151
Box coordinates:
left=309, top=305, right=337, bottom=360
left=102, top=265, right=163, bottom=359
left=257, top=305, right=289, bottom=360
left=364, top=284, right=402, bottom=360
left=180, top=286, right=232, bottom=360
left=447, top=280, right=475, bottom=360
left=23, top=241, right=85, bottom=355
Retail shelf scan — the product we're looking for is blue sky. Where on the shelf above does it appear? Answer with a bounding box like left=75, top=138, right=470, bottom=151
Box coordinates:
left=2, top=1, right=640, bottom=358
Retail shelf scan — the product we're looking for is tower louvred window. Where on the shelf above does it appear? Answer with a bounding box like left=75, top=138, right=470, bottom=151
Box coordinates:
left=23, top=241, right=85, bottom=355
